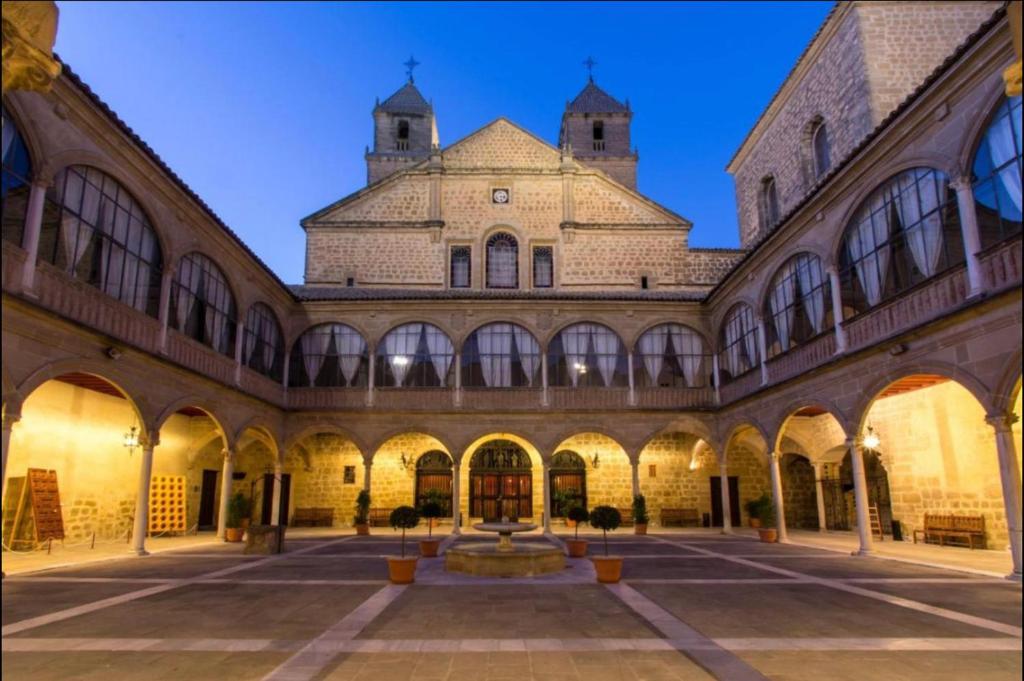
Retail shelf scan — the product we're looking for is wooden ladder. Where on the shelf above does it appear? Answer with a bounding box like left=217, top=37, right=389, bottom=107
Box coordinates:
left=868, top=504, right=884, bottom=541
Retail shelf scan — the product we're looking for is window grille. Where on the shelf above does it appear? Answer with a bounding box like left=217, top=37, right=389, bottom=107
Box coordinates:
left=170, top=252, right=236, bottom=356
left=451, top=246, right=471, bottom=288
left=532, top=246, right=553, bottom=288
left=486, top=232, right=518, bottom=288
left=718, top=304, right=759, bottom=383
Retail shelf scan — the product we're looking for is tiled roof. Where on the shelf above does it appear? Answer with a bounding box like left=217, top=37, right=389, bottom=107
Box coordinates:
left=567, top=80, right=628, bottom=113
left=707, top=4, right=1007, bottom=301
left=377, top=81, right=432, bottom=114
left=291, top=286, right=706, bottom=302
left=54, top=56, right=297, bottom=300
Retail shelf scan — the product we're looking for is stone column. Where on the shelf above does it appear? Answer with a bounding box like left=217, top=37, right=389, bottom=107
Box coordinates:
left=216, top=448, right=235, bottom=540
left=363, top=459, right=372, bottom=492
left=453, top=351, right=462, bottom=407
left=451, top=459, right=461, bottom=533
left=847, top=438, right=874, bottom=555
left=826, top=266, right=847, bottom=353
left=541, top=351, right=549, bottom=407
left=630, top=457, right=640, bottom=498
left=987, top=414, right=1022, bottom=579
left=719, top=457, right=732, bottom=534
left=711, top=354, right=722, bottom=405
left=233, top=320, right=245, bottom=385
left=952, top=176, right=985, bottom=298
left=19, top=178, right=48, bottom=292
left=627, top=351, right=636, bottom=406
left=130, top=433, right=158, bottom=556
left=366, top=352, right=376, bottom=406
left=542, top=459, right=552, bottom=533
left=768, top=451, right=788, bottom=543
left=281, top=357, right=290, bottom=390
left=813, top=461, right=828, bottom=531
left=157, top=267, right=175, bottom=354
left=1, top=412, right=22, bottom=502
left=756, top=316, right=769, bottom=386
left=270, top=463, right=283, bottom=525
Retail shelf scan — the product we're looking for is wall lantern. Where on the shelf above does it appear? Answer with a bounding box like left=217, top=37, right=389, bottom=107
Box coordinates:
left=400, top=452, right=413, bottom=470
left=123, top=425, right=139, bottom=456
left=862, top=424, right=881, bottom=451
left=590, top=453, right=600, bottom=469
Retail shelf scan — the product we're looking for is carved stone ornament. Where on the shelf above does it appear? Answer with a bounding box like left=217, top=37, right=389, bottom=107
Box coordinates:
left=2, top=1, right=62, bottom=95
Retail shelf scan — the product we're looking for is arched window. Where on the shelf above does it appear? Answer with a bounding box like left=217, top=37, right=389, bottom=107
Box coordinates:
left=760, top=176, right=780, bottom=231
left=377, top=323, right=453, bottom=387
left=486, top=232, right=518, bottom=288
left=39, top=165, right=163, bottom=317
left=396, top=119, right=410, bottom=151
left=592, top=120, right=605, bottom=151
left=289, top=323, right=367, bottom=387
left=548, top=323, right=627, bottom=388
left=972, top=96, right=1022, bottom=248
left=2, top=106, right=33, bottom=246
left=462, top=323, right=541, bottom=388
left=635, top=324, right=707, bottom=388
left=838, top=168, right=962, bottom=315
left=242, top=303, right=284, bottom=381
left=763, top=253, right=832, bottom=357
left=718, top=304, right=759, bottom=382
left=550, top=450, right=587, bottom=516
left=170, top=252, right=236, bottom=356
left=415, top=451, right=453, bottom=515
left=812, top=122, right=831, bottom=179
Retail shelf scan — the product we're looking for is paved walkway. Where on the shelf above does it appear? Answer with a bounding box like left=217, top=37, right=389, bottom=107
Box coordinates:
left=2, top=529, right=1020, bottom=680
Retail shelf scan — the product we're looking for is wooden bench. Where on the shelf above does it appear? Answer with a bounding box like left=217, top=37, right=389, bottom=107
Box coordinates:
left=369, top=508, right=394, bottom=527
left=660, top=508, right=701, bottom=527
left=617, top=507, right=635, bottom=527
left=912, top=514, right=986, bottom=550
left=292, top=507, right=334, bottom=527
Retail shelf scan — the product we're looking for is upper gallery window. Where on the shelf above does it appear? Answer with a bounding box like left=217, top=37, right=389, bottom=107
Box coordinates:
left=838, top=168, right=962, bottom=315
left=548, top=323, right=627, bottom=388
left=763, top=253, right=832, bottom=358
left=718, top=303, right=759, bottom=382
left=450, top=246, right=471, bottom=288
left=170, top=252, right=236, bottom=356
left=533, top=246, right=553, bottom=288
left=289, top=323, right=368, bottom=387
left=40, top=165, right=163, bottom=317
left=635, top=324, right=707, bottom=388
left=759, top=176, right=780, bottom=231
left=377, top=323, right=454, bottom=387
left=972, top=96, right=1022, bottom=248
left=486, top=232, right=518, bottom=288
left=242, top=303, right=285, bottom=381
left=2, top=106, right=33, bottom=246
left=462, top=323, right=541, bottom=388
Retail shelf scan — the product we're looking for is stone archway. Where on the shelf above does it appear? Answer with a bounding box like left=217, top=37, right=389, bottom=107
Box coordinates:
left=468, top=439, right=533, bottom=521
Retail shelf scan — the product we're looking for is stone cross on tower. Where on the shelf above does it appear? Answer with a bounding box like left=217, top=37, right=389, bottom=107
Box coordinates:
left=404, top=55, right=420, bottom=83
left=583, top=56, right=597, bottom=82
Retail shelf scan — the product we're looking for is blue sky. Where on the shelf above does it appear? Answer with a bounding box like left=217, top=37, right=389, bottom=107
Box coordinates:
left=54, top=1, right=833, bottom=283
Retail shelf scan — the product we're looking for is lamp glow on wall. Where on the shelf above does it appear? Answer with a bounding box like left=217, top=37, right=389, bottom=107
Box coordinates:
left=573, top=362, right=588, bottom=375
left=688, top=454, right=700, bottom=471
left=123, top=424, right=140, bottom=457
left=862, top=424, right=881, bottom=451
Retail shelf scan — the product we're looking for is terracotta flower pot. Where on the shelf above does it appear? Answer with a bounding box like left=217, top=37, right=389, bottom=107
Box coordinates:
left=240, top=518, right=251, bottom=530
left=355, top=523, right=370, bottom=536
left=387, top=556, right=418, bottom=584
left=419, top=538, right=441, bottom=557
left=566, top=539, right=588, bottom=557
left=592, top=556, right=623, bottom=583
left=758, top=528, right=778, bottom=543
left=224, top=527, right=244, bottom=543
left=565, top=518, right=577, bottom=529
left=749, top=518, right=763, bottom=529
left=634, top=523, right=648, bottom=535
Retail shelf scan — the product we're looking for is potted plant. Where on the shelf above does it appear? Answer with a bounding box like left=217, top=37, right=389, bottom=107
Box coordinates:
left=589, top=505, right=623, bottom=583
left=632, top=494, right=649, bottom=535
left=387, top=505, right=420, bottom=584
left=552, top=489, right=578, bottom=527
left=418, top=496, right=444, bottom=557
left=225, top=492, right=250, bottom=543
left=353, top=489, right=371, bottom=535
left=754, top=496, right=778, bottom=543
left=744, top=492, right=770, bottom=529
left=565, top=504, right=590, bottom=557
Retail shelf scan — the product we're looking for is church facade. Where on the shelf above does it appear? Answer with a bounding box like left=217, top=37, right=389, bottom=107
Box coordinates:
left=1, top=2, right=1021, bottom=577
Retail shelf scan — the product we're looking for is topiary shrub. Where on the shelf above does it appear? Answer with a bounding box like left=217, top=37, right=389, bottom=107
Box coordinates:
left=745, top=493, right=774, bottom=525
left=389, top=505, right=420, bottom=557
left=419, top=500, right=444, bottom=538
left=589, top=505, right=622, bottom=556
left=227, top=492, right=251, bottom=529
left=632, top=494, right=649, bottom=525
left=567, top=504, right=589, bottom=541
left=354, top=489, right=371, bottom=525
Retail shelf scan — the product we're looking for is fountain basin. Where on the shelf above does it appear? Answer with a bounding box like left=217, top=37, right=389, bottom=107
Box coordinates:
left=445, top=542, right=565, bottom=577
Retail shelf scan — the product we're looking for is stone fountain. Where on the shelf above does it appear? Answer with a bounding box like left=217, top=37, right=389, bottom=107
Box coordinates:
left=444, top=517, right=565, bottom=577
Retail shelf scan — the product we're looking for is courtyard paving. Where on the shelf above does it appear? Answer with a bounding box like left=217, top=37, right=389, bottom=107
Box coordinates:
left=1, top=530, right=1020, bottom=680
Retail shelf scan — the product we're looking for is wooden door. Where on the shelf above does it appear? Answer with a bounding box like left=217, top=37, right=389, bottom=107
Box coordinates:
left=709, top=476, right=740, bottom=527
left=278, top=474, right=291, bottom=526
left=198, top=469, right=219, bottom=530
left=260, top=473, right=274, bottom=524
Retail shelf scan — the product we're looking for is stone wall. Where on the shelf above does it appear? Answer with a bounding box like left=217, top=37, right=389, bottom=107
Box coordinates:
left=285, top=434, right=364, bottom=526
left=557, top=433, right=632, bottom=512
left=781, top=453, right=820, bottom=529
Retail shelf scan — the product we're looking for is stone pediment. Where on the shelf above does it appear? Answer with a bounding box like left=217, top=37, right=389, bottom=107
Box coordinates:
left=304, top=175, right=430, bottom=226
left=442, top=118, right=563, bottom=171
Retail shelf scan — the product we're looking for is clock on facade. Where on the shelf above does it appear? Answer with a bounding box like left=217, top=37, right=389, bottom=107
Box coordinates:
left=491, top=188, right=510, bottom=204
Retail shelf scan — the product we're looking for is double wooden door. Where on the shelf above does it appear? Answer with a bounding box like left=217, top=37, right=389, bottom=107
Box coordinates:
left=470, top=473, right=532, bottom=521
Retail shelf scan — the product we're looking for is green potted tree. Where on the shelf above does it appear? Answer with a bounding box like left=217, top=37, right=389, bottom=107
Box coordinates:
left=589, top=505, right=623, bottom=583
left=754, top=495, right=778, bottom=543
left=632, top=494, right=650, bottom=535
left=225, top=492, right=251, bottom=543
left=418, top=494, right=444, bottom=557
left=353, top=489, right=371, bottom=536
left=744, top=492, right=770, bottom=529
left=387, top=505, right=420, bottom=583
left=565, top=504, right=590, bottom=557
left=552, top=489, right=579, bottom=527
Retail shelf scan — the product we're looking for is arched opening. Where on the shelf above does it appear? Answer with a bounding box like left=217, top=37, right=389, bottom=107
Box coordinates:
left=812, top=120, right=830, bottom=179
left=371, top=432, right=452, bottom=524
left=552, top=433, right=631, bottom=521
left=780, top=452, right=820, bottom=530
left=290, top=323, right=369, bottom=387
left=233, top=426, right=282, bottom=527
left=721, top=425, right=773, bottom=527
left=170, top=252, right=237, bottom=356
left=638, top=432, right=723, bottom=528
left=762, top=253, right=833, bottom=358
left=548, top=322, right=628, bottom=388
left=2, top=105, right=34, bottom=247
left=485, top=232, right=518, bottom=289
left=284, top=431, right=364, bottom=528
left=461, top=322, right=541, bottom=388
left=759, top=176, right=780, bottom=231
left=468, top=439, right=533, bottom=521
left=775, top=406, right=848, bottom=532
left=549, top=450, right=587, bottom=517
left=376, top=323, right=453, bottom=387
left=971, top=95, right=1022, bottom=249
left=242, top=303, right=285, bottom=382
left=861, top=374, right=1006, bottom=550
left=415, top=450, right=453, bottom=516
left=634, top=324, right=708, bottom=388
left=717, top=303, right=759, bottom=383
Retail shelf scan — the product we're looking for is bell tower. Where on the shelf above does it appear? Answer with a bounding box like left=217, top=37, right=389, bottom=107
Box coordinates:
left=365, top=57, right=438, bottom=185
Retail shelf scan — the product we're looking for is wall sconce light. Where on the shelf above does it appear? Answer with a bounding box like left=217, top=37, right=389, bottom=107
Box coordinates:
left=393, top=355, right=410, bottom=367
left=862, top=424, right=881, bottom=451
left=590, top=453, right=600, bottom=469
left=400, top=453, right=413, bottom=470
left=123, top=425, right=139, bottom=456
left=573, top=362, right=588, bottom=375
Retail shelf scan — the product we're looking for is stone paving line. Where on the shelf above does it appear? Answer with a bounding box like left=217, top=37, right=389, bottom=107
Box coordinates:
left=650, top=536, right=1024, bottom=639
left=0, top=534, right=362, bottom=637
left=3, top=636, right=1021, bottom=653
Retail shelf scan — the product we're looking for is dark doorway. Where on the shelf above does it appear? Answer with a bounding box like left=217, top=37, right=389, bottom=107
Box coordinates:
left=469, top=440, right=533, bottom=521
left=278, top=473, right=291, bottom=525
left=198, top=469, right=219, bottom=530
left=823, top=450, right=893, bottom=534
left=258, top=473, right=292, bottom=525
left=415, top=450, right=453, bottom=515
left=709, top=476, right=740, bottom=527
left=549, top=450, right=587, bottom=516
